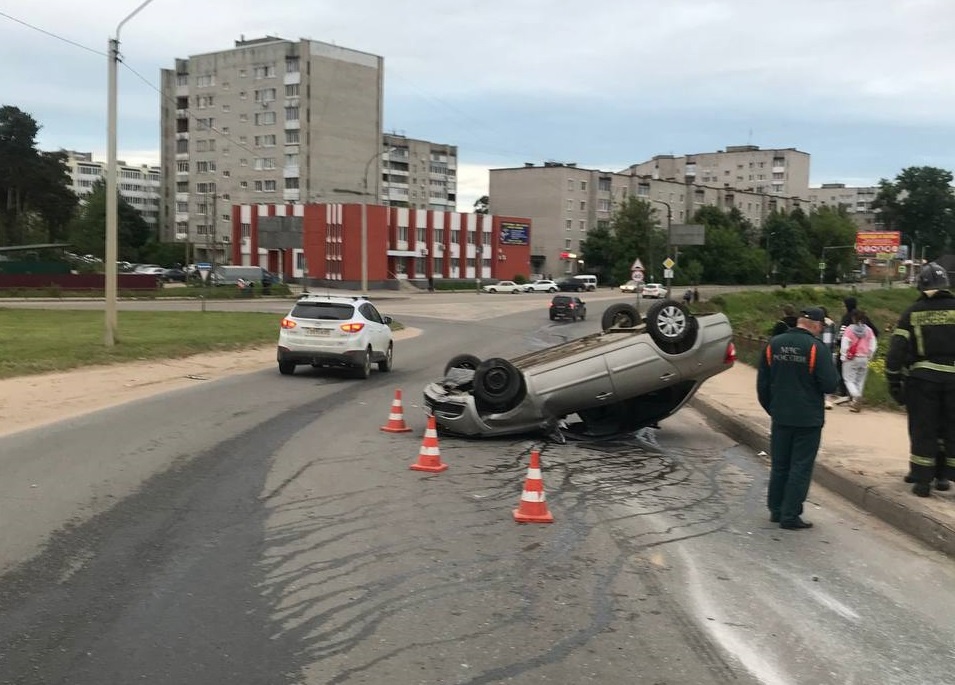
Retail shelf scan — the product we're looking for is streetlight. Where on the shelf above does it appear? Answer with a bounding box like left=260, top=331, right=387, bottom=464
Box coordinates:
left=359, top=146, right=396, bottom=292
left=106, top=0, right=157, bottom=346
left=648, top=198, right=672, bottom=295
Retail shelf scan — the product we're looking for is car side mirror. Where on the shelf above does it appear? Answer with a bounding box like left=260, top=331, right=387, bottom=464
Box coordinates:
left=382, top=315, right=393, bottom=325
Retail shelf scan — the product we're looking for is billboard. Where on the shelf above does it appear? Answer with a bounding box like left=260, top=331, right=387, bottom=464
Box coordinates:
left=855, top=231, right=900, bottom=255
left=499, top=221, right=530, bottom=245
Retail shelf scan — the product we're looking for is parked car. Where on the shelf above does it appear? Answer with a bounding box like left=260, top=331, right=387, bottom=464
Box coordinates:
left=523, top=279, right=559, bottom=293
left=160, top=268, right=189, bottom=283
left=549, top=295, right=587, bottom=321
left=641, top=283, right=667, bottom=298
left=276, top=295, right=393, bottom=378
left=211, top=266, right=277, bottom=291
left=556, top=278, right=587, bottom=292
left=573, top=274, right=598, bottom=291
left=619, top=280, right=641, bottom=293
left=134, top=265, right=164, bottom=276
left=481, top=280, right=523, bottom=294
left=423, top=299, right=736, bottom=440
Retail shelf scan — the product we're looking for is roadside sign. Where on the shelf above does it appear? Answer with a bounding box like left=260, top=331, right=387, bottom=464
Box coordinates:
left=631, top=258, right=644, bottom=270
left=899, top=265, right=907, bottom=274
left=664, top=268, right=674, bottom=279
left=663, top=257, right=675, bottom=270
left=631, top=269, right=644, bottom=282
left=818, top=262, right=825, bottom=270
left=197, top=262, right=213, bottom=283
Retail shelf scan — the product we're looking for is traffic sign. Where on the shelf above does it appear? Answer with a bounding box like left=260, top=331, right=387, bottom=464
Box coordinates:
left=818, top=262, right=825, bottom=270
left=631, top=258, right=644, bottom=270
left=663, top=257, right=675, bottom=270
left=664, top=268, right=674, bottom=279
left=631, top=270, right=644, bottom=282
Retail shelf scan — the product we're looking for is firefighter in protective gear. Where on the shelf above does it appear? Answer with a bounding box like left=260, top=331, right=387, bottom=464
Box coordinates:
left=885, top=262, right=955, bottom=497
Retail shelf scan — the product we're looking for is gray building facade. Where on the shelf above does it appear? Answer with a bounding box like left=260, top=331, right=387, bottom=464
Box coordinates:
left=160, top=36, right=383, bottom=260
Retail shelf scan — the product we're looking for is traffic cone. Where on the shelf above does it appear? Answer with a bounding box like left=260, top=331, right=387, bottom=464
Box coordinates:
left=381, top=389, right=413, bottom=433
left=513, top=449, right=554, bottom=523
left=410, top=415, right=448, bottom=472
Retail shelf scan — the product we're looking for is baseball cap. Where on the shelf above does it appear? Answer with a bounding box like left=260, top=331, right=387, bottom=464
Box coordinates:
left=799, top=307, right=825, bottom=322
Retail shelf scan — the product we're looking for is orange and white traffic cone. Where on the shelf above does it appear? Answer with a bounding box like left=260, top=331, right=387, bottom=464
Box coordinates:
left=513, top=449, right=554, bottom=523
left=410, top=415, right=448, bottom=472
left=381, top=389, right=413, bottom=433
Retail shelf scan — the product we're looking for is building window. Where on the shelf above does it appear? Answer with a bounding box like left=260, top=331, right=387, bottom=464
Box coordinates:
left=286, top=58, right=300, bottom=73
left=175, top=73, right=188, bottom=86
left=598, top=178, right=611, bottom=192
left=254, top=88, right=277, bottom=103
left=285, top=106, right=299, bottom=121
left=565, top=219, right=572, bottom=230
left=177, top=139, right=189, bottom=153
left=567, top=179, right=574, bottom=191
left=253, top=65, right=276, bottom=79
left=176, top=181, right=188, bottom=193
left=263, top=180, right=277, bottom=191
left=176, top=161, right=189, bottom=173
left=284, top=153, right=298, bottom=166
left=254, top=180, right=263, bottom=192
left=254, top=134, right=277, bottom=147
left=254, top=112, right=276, bottom=125
left=580, top=181, right=587, bottom=191
left=196, top=74, right=214, bottom=88
left=579, top=201, right=586, bottom=211
left=285, top=83, right=299, bottom=97
left=285, top=177, right=299, bottom=189
left=285, top=130, right=300, bottom=144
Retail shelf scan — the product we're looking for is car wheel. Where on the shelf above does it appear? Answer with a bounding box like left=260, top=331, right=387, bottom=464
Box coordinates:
left=488, top=288, right=497, bottom=293
left=474, top=357, right=526, bottom=412
left=549, top=287, right=557, bottom=293
left=601, top=303, right=642, bottom=330
left=378, top=342, right=393, bottom=372
left=444, top=353, right=482, bottom=375
left=580, top=310, right=586, bottom=321
left=572, top=312, right=578, bottom=322
left=354, top=347, right=372, bottom=379
left=549, top=314, right=556, bottom=321
left=278, top=361, right=296, bottom=376
left=645, top=299, right=698, bottom=353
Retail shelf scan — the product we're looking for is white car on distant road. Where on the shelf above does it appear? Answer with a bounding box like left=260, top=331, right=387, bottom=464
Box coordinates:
left=481, top=280, right=524, bottom=294
left=619, top=280, right=641, bottom=293
left=641, top=283, right=667, bottom=298
left=523, top=279, right=559, bottom=293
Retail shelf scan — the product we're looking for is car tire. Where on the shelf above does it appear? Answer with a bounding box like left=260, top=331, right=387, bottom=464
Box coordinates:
left=580, top=310, right=586, bottom=321
left=378, top=343, right=393, bottom=372
left=548, top=287, right=557, bottom=293
left=278, top=360, right=296, bottom=376
left=444, top=353, right=482, bottom=375
left=354, top=347, right=372, bottom=379
left=572, top=312, right=578, bottom=322
left=549, top=314, right=556, bottom=321
left=645, top=299, right=698, bottom=353
left=474, top=357, right=526, bottom=412
left=601, top=303, right=642, bottom=330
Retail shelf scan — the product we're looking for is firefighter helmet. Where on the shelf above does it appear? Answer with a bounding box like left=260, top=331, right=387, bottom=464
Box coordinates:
left=917, top=262, right=950, bottom=292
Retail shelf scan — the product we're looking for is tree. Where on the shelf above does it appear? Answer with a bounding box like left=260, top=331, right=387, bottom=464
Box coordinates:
left=677, top=206, right=764, bottom=284
left=473, top=195, right=489, bottom=214
left=68, top=180, right=150, bottom=261
left=872, top=166, right=955, bottom=258
left=763, top=211, right=815, bottom=285
left=807, top=206, right=858, bottom=282
left=0, top=106, right=78, bottom=246
left=579, top=221, right=616, bottom=280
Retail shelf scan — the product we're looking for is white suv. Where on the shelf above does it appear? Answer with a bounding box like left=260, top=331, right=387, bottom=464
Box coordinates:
left=277, top=295, right=394, bottom=378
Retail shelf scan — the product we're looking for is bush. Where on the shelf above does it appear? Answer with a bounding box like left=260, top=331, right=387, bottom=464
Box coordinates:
left=512, top=274, right=528, bottom=285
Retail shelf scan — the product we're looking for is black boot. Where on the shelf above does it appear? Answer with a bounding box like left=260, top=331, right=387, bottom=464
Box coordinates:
left=903, top=473, right=915, bottom=484
left=935, top=479, right=951, bottom=491
left=913, top=482, right=932, bottom=497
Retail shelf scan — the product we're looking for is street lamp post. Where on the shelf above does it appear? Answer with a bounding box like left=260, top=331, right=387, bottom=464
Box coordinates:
left=648, top=199, right=673, bottom=295
left=359, top=146, right=395, bottom=292
left=106, top=0, right=157, bottom=346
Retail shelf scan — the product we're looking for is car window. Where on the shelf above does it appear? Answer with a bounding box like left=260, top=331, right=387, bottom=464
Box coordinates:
left=291, top=302, right=355, bottom=320
left=360, top=303, right=383, bottom=324
left=552, top=296, right=571, bottom=304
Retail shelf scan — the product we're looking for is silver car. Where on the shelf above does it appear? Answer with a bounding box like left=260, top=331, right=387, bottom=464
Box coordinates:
left=423, top=300, right=736, bottom=440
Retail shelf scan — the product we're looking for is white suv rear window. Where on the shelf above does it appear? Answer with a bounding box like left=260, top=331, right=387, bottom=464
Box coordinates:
left=291, top=302, right=355, bottom=320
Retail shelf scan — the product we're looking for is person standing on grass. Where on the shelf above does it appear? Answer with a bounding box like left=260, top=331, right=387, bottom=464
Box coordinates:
left=757, top=308, right=840, bottom=530
left=839, top=309, right=877, bottom=412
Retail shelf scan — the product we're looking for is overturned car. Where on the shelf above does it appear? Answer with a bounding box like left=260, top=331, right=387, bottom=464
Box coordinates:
left=423, top=299, right=736, bottom=440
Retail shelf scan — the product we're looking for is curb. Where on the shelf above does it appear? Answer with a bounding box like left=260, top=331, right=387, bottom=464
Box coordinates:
left=689, top=393, right=955, bottom=557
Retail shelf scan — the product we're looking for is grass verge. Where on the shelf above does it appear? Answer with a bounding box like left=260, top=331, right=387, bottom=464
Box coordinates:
left=0, top=309, right=283, bottom=379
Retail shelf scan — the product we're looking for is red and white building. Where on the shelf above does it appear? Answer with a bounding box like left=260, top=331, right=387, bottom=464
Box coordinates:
left=230, top=203, right=532, bottom=288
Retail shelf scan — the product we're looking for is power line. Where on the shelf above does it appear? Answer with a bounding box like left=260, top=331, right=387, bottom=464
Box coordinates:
left=0, top=9, right=105, bottom=57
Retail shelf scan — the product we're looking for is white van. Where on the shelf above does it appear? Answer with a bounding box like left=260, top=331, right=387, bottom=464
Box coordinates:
left=573, top=275, right=598, bottom=291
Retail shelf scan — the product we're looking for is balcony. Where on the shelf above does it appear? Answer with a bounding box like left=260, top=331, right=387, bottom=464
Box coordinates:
left=283, top=165, right=300, bottom=178
left=283, top=188, right=300, bottom=202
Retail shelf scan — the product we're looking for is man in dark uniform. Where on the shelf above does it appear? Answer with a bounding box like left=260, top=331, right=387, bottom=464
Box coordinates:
left=757, top=308, right=840, bottom=529
left=885, top=262, right=955, bottom=497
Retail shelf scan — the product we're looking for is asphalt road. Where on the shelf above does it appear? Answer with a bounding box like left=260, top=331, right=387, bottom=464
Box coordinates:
left=0, top=303, right=953, bottom=684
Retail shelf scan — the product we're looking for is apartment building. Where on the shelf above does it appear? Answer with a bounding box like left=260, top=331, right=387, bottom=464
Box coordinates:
left=64, top=151, right=161, bottom=227
left=489, top=162, right=806, bottom=277
left=807, top=183, right=880, bottom=229
left=380, top=134, right=457, bottom=210
left=159, top=36, right=383, bottom=260
left=626, top=145, right=811, bottom=198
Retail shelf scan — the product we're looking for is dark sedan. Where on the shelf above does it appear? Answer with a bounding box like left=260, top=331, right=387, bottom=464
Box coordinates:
left=160, top=268, right=189, bottom=283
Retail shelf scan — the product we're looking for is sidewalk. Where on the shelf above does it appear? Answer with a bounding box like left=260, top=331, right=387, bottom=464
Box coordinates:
left=691, top=363, right=955, bottom=556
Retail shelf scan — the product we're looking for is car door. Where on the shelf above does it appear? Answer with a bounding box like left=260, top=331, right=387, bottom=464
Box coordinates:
left=360, top=303, right=390, bottom=353
left=603, top=340, right=681, bottom=399
left=528, top=351, right=614, bottom=417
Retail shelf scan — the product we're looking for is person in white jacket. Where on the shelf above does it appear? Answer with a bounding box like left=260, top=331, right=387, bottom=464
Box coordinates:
left=839, top=309, right=878, bottom=412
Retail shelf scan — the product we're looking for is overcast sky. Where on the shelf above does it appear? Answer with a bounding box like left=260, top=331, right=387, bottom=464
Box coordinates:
left=3, top=0, right=955, bottom=211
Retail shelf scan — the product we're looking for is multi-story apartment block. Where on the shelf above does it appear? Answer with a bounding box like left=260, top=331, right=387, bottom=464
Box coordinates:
left=160, top=36, right=383, bottom=261
left=489, top=161, right=806, bottom=278
left=626, top=145, right=811, bottom=198
left=807, top=183, right=880, bottom=229
left=380, top=134, right=457, bottom=210
left=64, top=151, right=161, bottom=227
